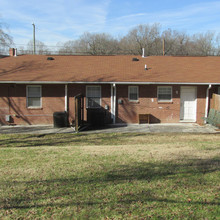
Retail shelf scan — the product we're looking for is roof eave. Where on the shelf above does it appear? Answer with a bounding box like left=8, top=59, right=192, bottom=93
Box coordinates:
left=0, top=81, right=220, bottom=85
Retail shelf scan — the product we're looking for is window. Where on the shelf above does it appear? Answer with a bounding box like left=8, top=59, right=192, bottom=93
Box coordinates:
left=157, top=86, right=172, bottom=102
left=128, top=86, right=139, bottom=101
left=86, top=86, right=101, bottom=108
left=27, top=85, right=42, bottom=108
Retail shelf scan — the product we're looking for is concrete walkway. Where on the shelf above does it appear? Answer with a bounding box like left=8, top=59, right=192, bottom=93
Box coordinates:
left=0, top=123, right=218, bottom=134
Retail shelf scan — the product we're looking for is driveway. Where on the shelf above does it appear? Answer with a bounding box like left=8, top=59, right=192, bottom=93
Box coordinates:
left=0, top=123, right=218, bottom=134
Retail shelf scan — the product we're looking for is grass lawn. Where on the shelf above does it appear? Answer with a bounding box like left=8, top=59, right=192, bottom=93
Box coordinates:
left=0, top=133, right=219, bottom=219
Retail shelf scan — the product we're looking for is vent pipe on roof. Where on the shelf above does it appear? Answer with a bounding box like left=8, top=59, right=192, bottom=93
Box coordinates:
left=142, top=48, right=145, bottom=58
left=132, top=57, right=139, bottom=61
left=47, top=57, right=54, bottom=60
left=145, top=64, right=147, bottom=70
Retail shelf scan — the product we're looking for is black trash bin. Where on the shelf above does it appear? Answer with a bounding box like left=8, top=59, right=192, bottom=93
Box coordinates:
left=87, top=109, right=105, bottom=126
left=53, top=112, right=68, bottom=128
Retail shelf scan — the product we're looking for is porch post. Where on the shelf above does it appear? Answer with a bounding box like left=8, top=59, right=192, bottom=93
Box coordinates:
left=65, top=84, right=68, bottom=112
left=205, top=84, right=212, bottom=123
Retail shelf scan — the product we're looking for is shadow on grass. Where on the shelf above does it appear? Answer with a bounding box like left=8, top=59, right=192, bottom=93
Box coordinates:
left=1, top=194, right=219, bottom=210
left=1, top=158, right=219, bottom=210
left=1, top=132, right=216, bottom=148
left=0, top=133, right=148, bottom=147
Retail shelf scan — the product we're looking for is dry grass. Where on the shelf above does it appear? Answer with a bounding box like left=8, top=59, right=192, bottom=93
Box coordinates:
left=81, top=143, right=219, bottom=160
left=0, top=133, right=219, bottom=219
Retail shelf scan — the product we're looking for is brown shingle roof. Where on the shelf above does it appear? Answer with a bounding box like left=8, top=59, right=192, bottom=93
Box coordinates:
left=0, top=55, right=220, bottom=83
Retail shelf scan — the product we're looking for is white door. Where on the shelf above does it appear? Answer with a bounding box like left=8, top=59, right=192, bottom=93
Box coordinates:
left=180, top=87, right=197, bottom=121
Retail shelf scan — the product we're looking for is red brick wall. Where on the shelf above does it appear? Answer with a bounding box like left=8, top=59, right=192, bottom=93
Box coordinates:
left=0, top=84, right=65, bottom=125
left=0, top=84, right=10, bottom=125
left=116, top=85, right=207, bottom=124
left=0, top=83, right=207, bottom=125
left=197, top=85, right=207, bottom=125
left=116, top=85, right=181, bottom=123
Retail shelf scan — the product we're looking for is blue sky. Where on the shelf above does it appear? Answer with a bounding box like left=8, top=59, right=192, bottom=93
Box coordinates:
left=1, top=0, right=220, bottom=48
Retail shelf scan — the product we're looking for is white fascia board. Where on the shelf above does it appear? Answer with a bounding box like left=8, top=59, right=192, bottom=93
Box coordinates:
left=0, top=81, right=220, bottom=85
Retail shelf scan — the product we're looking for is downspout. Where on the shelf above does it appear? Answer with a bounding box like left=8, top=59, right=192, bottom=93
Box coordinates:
left=113, top=84, right=117, bottom=124
left=205, top=84, right=212, bottom=123
left=111, top=84, right=117, bottom=124
left=111, top=84, right=113, bottom=120
left=65, top=84, right=68, bottom=112
left=8, top=85, right=10, bottom=115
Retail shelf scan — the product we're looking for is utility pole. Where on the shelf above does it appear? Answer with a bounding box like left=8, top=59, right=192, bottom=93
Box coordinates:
left=32, top=23, right=36, bottom=54
left=163, top=39, right=165, bottom=56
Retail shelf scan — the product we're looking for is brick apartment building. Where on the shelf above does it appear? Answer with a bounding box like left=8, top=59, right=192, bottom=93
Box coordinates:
left=0, top=49, right=219, bottom=126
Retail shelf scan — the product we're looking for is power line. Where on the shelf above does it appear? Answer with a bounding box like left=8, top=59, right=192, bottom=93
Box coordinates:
left=0, top=42, right=77, bottom=48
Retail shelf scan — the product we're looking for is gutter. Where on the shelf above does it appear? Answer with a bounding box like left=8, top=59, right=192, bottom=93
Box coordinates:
left=110, top=84, right=117, bottom=124
left=113, top=84, right=116, bottom=124
left=65, top=84, right=68, bottom=112
left=0, top=81, right=220, bottom=85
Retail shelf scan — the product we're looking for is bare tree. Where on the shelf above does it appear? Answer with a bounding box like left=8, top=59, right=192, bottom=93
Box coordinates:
left=192, top=32, right=215, bottom=56
left=26, top=40, right=49, bottom=55
left=119, top=23, right=161, bottom=55
left=17, top=46, right=25, bottom=55
left=161, top=29, right=193, bottom=56
left=215, top=33, right=220, bottom=56
left=78, top=32, right=120, bottom=55
left=0, top=18, right=13, bottom=55
left=58, top=32, right=119, bottom=55
left=58, top=40, right=77, bottom=55
left=56, top=24, right=220, bottom=56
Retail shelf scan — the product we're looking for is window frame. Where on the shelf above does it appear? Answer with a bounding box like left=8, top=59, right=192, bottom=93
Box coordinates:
left=26, top=85, right=42, bottom=108
left=86, top=85, right=102, bottom=109
left=218, top=86, right=220, bottom=95
left=157, top=86, right=172, bottom=102
left=128, top=86, right=139, bottom=102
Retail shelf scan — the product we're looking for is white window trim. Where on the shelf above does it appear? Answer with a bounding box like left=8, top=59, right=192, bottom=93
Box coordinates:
left=26, top=85, right=42, bottom=108
left=218, top=86, right=220, bottom=95
left=128, top=86, right=139, bottom=102
left=157, top=86, right=172, bottom=102
left=86, top=85, right=102, bottom=109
